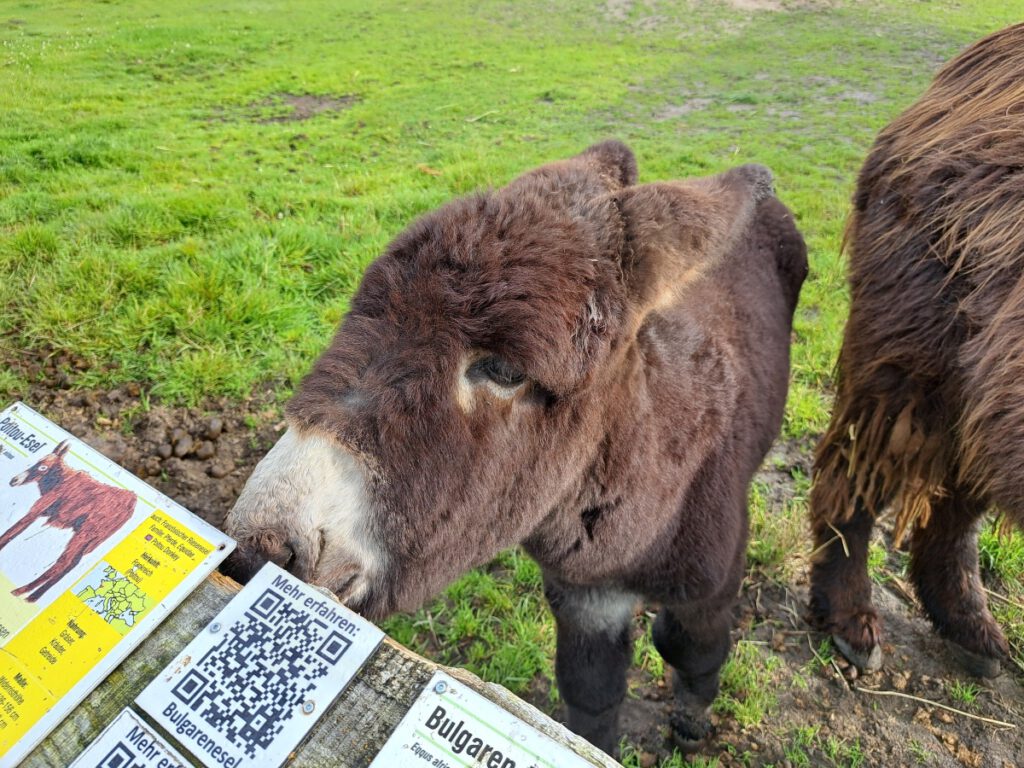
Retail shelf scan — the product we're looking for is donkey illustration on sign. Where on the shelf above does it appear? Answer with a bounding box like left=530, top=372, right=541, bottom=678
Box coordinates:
left=0, top=439, right=137, bottom=602
left=222, top=140, right=807, bottom=755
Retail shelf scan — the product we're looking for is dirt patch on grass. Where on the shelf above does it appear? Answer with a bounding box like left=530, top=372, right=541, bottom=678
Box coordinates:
left=724, top=0, right=783, bottom=10
left=654, top=99, right=713, bottom=121
left=720, top=0, right=858, bottom=9
left=209, top=92, right=358, bottom=124
left=8, top=352, right=1023, bottom=765
left=253, top=92, right=359, bottom=123
left=603, top=0, right=635, bottom=22
left=623, top=578, right=1023, bottom=765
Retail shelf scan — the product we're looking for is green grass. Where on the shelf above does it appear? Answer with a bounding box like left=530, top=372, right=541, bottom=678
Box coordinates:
left=946, top=679, right=982, bottom=708
left=382, top=549, right=556, bottom=697
left=632, top=612, right=666, bottom=683
left=782, top=726, right=867, bottom=768
left=4, top=0, right=1024, bottom=761
left=713, top=641, right=784, bottom=727
left=976, top=522, right=1024, bottom=667
left=4, top=0, right=1021, bottom=405
left=619, top=742, right=696, bottom=768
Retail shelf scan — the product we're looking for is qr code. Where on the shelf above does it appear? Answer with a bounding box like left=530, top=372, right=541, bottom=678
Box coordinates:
left=95, top=742, right=138, bottom=768
left=170, top=588, right=351, bottom=758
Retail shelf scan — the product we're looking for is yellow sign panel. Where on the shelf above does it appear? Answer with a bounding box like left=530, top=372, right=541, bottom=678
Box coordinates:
left=0, top=403, right=233, bottom=767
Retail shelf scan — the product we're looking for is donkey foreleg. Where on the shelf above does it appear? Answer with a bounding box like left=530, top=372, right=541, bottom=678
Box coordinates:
left=544, top=578, right=636, bottom=757
left=13, top=531, right=99, bottom=602
left=652, top=598, right=734, bottom=752
left=0, top=504, right=49, bottom=552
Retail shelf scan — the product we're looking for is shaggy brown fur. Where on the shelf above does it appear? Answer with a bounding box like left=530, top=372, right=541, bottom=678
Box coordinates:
left=223, top=140, right=806, bottom=753
left=0, top=440, right=137, bottom=602
left=809, top=23, right=1024, bottom=675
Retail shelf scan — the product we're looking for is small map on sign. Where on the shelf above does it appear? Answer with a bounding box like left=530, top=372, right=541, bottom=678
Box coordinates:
left=77, top=565, right=154, bottom=635
left=136, top=562, right=384, bottom=768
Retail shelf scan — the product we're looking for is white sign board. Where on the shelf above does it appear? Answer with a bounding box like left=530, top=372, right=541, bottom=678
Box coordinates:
left=0, top=402, right=234, bottom=767
left=70, top=708, right=190, bottom=768
left=137, top=562, right=383, bottom=767
left=371, top=671, right=596, bottom=768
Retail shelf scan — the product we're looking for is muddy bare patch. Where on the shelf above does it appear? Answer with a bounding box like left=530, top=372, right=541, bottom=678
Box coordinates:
left=209, top=92, right=358, bottom=124
left=718, top=0, right=861, bottom=10
left=654, top=98, right=713, bottom=120
left=609, top=444, right=1024, bottom=765
left=725, top=0, right=783, bottom=10
left=603, top=0, right=634, bottom=22
left=601, top=0, right=668, bottom=32
left=253, top=92, right=358, bottom=123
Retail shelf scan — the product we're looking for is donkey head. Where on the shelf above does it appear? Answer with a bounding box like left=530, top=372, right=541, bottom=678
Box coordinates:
left=222, top=141, right=775, bottom=619
left=10, top=440, right=71, bottom=492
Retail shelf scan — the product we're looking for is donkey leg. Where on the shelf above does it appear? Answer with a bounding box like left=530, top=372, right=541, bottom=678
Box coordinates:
left=652, top=601, right=733, bottom=752
left=808, top=484, right=882, bottom=672
left=14, top=533, right=94, bottom=602
left=0, top=510, right=42, bottom=553
left=544, top=578, right=635, bottom=757
left=909, top=491, right=1007, bottom=678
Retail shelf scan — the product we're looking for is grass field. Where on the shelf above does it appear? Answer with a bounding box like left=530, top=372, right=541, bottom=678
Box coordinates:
left=3, top=1, right=1024, bottom=764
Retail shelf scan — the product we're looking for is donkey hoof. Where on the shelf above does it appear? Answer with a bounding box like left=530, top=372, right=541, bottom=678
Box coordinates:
left=949, top=643, right=1001, bottom=679
left=668, top=711, right=711, bottom=753
left=833, top=634, right=882, bottom=672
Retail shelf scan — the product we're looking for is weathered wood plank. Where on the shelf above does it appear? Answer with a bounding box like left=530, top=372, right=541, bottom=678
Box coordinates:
left=23, top=573, right=620, bottom=767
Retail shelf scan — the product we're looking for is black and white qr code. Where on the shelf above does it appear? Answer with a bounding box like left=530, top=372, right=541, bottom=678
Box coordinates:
left=94, top=742, right=138, bottom=768
left=170, top=588, right=352, bottom=758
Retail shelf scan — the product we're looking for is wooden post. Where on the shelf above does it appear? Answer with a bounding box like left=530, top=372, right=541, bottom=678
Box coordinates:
left=22, top=573, right=621, bottom=767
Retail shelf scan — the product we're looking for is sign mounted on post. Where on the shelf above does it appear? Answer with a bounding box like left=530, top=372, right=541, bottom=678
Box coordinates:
left=0, top=402, right=234, bottom=768
left=136, top=562, right=384, bottom=768
left=371, top=671, right=597, bottom=768
left=69, top=708, right=191, bottom=768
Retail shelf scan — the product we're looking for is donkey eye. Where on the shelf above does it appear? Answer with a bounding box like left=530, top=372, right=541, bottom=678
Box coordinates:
left=38, top=465, right=49, bottom=472
left=468, top=356, right=526, bottom=389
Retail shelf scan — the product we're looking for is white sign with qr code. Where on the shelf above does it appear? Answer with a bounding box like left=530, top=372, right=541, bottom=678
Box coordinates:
left=136, top=562, right=384, bottom=768
left=69, top=708, right=190, bottom=768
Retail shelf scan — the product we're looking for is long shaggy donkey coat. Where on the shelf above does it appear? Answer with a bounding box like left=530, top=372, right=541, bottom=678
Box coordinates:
left=809, top=22, right=1024, bottom=676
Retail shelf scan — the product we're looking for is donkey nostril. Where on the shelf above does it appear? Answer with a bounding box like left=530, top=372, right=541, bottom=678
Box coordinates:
left=220, top=542, right=271, bottom=586
left=270, top=542, right=295, bottom=571
left=220, top=534, right=294, bottom=586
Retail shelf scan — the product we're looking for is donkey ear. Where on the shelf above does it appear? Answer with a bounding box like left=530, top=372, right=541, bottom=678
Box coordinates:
left=611, top=164, right=774, bottom=322
left=504, top=140, right=637, bottom=212
left=576, top=140, right=638, bottom=189
left=54, top=439, right=71, bottom=456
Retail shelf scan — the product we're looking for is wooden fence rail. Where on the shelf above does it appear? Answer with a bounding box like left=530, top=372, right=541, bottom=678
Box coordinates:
left=23, top=573, right=621, bottom=768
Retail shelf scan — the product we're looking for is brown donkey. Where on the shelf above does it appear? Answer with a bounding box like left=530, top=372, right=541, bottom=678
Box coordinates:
left=810, top=23, right=1024, bottom=677
left=0, top=440, right=137, bottom=602
left=222, top=141, right=807, bottom=754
